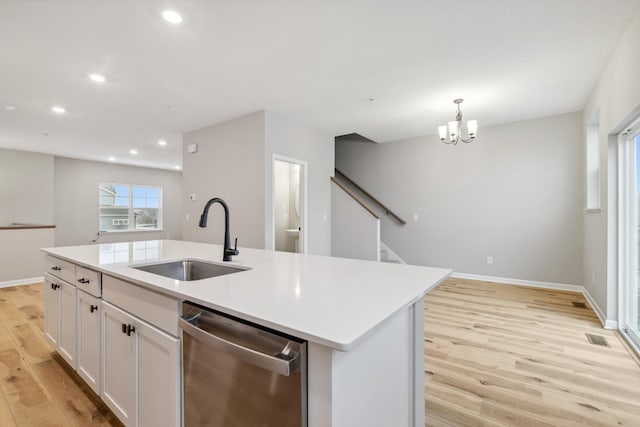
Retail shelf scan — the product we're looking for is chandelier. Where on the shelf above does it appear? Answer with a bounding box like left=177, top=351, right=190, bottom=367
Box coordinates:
left=438, top=98, right=477, bottom=145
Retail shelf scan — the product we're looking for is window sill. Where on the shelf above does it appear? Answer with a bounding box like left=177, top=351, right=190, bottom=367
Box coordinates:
left=584, top=208, right=601, bottom=214
left=99, top=229, right=164, bottom=234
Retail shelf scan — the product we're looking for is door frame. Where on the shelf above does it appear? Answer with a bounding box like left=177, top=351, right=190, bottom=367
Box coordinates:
left=617, top=117, right=640, bottom=350
left=270, top=154, right=308, bottom=254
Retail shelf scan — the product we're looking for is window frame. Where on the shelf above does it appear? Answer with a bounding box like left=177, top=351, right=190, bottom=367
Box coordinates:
left=98, top=183, right=163, bottom=233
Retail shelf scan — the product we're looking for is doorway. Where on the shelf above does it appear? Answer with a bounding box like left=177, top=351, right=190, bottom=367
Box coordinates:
left=619, top=119, right=640, bottom=350
left=272, top=156, right=306, bottom=254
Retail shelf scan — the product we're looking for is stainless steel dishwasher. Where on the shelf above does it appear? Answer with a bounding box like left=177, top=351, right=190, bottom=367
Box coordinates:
left=179, top=301, right=307, bottom=427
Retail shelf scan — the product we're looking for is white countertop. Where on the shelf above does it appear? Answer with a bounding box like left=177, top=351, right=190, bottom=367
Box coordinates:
left=42, top=240, right=450, bottom=351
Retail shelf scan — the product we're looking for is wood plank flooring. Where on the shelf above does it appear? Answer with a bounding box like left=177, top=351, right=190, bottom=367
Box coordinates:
left=425, top=278, right=640, bottom=426
left=0, top=284, right=122, bottom=427
left=1, top=280, right=639, bottom=426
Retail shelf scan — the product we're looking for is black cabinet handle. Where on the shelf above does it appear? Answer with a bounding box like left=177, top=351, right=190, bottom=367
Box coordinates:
left=90, top=305, right=98, bottom=313
left=77, top=278, right=89, bottom=284
left=51, top=266, right=61, bottom=271
left=121, top=323, right=135, bottom=336
left=51, top=283, right=60, bottom=290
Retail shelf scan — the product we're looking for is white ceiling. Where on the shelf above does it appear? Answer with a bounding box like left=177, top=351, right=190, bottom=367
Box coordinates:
left=1, top=0, right=639, bottom=170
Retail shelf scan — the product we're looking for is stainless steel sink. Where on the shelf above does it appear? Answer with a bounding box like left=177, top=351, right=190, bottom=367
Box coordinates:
left=131, top=259, right=249, bottom=281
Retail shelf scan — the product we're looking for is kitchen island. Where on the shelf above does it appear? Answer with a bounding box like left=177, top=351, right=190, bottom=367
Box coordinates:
left=42, top=239, right=450, bottom=426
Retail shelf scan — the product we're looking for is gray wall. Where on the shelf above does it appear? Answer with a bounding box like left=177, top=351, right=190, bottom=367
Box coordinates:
left=54, top=157, right=183, bottom=246
left=265, top=111, right=334, bottom=256
left=583, top=8, right=640, bottom=323
left=336, top=112, right=583, bottom=285
left=331, top=182, right=379, bottom=261
left=182, top=110, right=334, bottom=256
left=182, top=111, right=266, bottom=248
left=0, top=148, right=54, bottom=225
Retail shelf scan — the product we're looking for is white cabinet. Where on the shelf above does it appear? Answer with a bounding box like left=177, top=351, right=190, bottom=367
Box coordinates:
left=58, top=280, right=77, bottom=369
left=102, top=301, right=136, bottom=425
left=44, top=273, right=77, bottom=369
left=44, top=274, right=60, bottom=347
left=77, top=290, right=101, bottom=394
left=102, top=301, right=180, bottom=427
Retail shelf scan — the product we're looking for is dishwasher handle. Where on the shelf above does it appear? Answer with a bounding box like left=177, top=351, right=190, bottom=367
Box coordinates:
left=179, top=317, right=300, bottom=376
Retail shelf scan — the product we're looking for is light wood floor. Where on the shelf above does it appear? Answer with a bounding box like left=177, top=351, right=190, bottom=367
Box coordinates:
left=0, top=283, right=122, bottom=427
left=425, top=278, right=640, bottom=427
left=1, top=280, right=640, bottom=426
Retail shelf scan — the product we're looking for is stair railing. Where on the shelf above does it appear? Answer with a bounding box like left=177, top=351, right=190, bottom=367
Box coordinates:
left=334, top=169, right=407, bottom=225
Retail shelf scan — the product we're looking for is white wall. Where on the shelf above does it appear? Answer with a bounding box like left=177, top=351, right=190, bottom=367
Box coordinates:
left=182, top=111, right=266, bottom=249
left=336, top=113, right=583, bottom=285
left=583, top=8, right=640, bottom=323
left=182, top=110, right=333, bottom=255
left=0, top=147, right=54, bottom=225
left=54, top=157, right=183, bottom=247
left=331, top=182, right=380, bottom=261
left=265, top=111, right=334, bottom=256
left=0, top=228, right=54, bottom=283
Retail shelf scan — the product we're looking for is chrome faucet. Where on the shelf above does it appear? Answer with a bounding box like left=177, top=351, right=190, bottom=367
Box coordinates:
left=198, top=198, right=239, bottom=262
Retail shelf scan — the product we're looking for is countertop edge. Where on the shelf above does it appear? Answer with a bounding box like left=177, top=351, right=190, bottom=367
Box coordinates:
left=41, top=245, right=452, bottom=351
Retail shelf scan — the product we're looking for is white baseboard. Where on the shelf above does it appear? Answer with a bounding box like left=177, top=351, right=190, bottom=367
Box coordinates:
left=451, top=272, right=617, bottom=329
left=450, top=272, right=583, bottom=292
left=0, top=276, right=43, bottom=288
left=581, top=287, right=616, bottom=329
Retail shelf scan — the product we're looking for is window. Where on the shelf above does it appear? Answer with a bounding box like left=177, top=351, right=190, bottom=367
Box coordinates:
left=99, top=184, right=162, bottom=232
left=585, top=111, right=601, bottom=211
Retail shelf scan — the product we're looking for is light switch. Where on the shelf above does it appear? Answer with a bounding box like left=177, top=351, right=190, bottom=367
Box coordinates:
left=412, top=214, right=419, bottom=221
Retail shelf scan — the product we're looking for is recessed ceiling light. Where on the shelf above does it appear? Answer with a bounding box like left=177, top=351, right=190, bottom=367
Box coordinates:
left=130, top=149, right=138, bottom=155
left=157, top=139, right=168, bottom=146
left=162, top=10, right=182, bottom=24
left=50, top=105, right=66, bottom=114
left=87, top=73, right=106, bottom=83
left=2, top=104, right=17, bottom=111
left=108, top=156, right=116, bottom=161
left=173, top=165, right=181, bottom=170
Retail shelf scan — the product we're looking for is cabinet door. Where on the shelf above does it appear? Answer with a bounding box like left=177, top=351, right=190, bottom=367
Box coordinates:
left=77, top=290, right=101, bottom=395
left=137, top=322, right=180, bottom=427
left=58, top=280, right=77, bottom=369
left=43, top=275, right=60, bottom=348
left=102, top=302, right=136, bottom=426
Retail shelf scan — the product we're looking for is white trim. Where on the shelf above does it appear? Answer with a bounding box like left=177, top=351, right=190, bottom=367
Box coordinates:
left=450, top=272, right=619, bottom=329
left=584, top=208, right=602, bottom=213
left=450, top=272, right=583, bottom=292
left=582, top=287, right=617, bottom=329
left=0, top=276, right=43, bottom=288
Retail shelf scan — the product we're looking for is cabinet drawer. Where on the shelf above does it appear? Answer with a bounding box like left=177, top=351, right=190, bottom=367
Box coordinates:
left=75, top=266, right=102, bottom=297
left=102, top=275, right=179, bottom=337
left=45, top=255, right=76, bottom=284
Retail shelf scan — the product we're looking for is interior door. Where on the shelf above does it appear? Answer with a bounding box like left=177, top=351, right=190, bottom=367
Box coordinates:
left=620, top=125, right=640, bottom=349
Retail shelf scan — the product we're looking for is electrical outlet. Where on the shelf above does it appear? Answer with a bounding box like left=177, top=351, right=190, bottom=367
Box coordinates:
left=486, top=256, right=493, bottom=265
left=185, top=213, right=190, bottom=221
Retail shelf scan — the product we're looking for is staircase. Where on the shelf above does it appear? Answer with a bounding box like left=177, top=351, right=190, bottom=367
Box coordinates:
left=331, top=169, right=407, bottom=264
left=380, top=241, right=406, bottom=264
